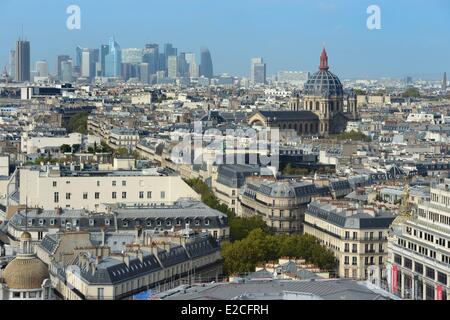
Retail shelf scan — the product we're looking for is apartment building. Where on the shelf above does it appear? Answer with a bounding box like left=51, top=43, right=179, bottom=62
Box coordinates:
left=238, top=179, right=328, bottom=233
left=386, top=179, right=450, bottom=300
left=18, top=165, right=199, bottom=211
left=212, top=165, right=261, bottom=213
left=35, top=231, right=223, bottom=300
left=7, top=198, right=229, bottom=242
left=304, top=199, right=395, bottom=280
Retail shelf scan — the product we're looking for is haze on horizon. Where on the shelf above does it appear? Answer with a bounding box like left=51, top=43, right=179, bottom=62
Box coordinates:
left=1, top=0, right=449, bottom=79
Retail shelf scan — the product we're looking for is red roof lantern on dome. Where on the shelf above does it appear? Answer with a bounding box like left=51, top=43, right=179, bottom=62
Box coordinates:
left=319, top=48, right=329, bottom=71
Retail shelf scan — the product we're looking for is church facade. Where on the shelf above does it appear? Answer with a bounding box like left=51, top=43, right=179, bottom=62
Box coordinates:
left=249, top=48, right=358, bottom=137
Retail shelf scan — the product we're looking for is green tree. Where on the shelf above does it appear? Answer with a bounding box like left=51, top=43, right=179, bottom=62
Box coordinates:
left=402, top=87, right=420, bottom=98
left=72, top=144, right=81, bottom=153
left=115, top=147, right=129, bottom=157
left=60, top=144, right=72, bottom=153
left=66, top=111, right=89, bottom=134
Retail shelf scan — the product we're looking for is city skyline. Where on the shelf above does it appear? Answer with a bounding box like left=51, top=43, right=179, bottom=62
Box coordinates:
left=1, top=0, right=449, bottom=79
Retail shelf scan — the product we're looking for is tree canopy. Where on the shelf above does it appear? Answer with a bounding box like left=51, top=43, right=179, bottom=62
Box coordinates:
left=221, top=229, right=337, bottom=275
left=185, top=178, right=270, bottom=241
left=66, top=111, right=89, bottom=134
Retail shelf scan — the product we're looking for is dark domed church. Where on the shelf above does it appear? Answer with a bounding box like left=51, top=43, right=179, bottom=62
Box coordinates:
left=248, top=48, right=358, bottom=136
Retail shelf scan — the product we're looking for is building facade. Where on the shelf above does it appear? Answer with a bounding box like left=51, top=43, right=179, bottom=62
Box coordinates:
left=18, top=166, right=200, bottom=211
left=304, top=199, right=395, bottom=280
left=386, top=179, right=450, bottom=300
left=238, top=180, right=327, bottom=233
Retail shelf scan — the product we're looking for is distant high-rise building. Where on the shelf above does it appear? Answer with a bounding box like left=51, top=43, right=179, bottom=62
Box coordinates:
left=100, top=44, right=110, bottom=77
left=122, top=48, right=143, bottom=65
left=178, top=52, right=189, bottom=77
left=404, top=76, right=413, bottom=87
left=99, top=44, right=109, bottom=76
left=57, top=55, right=71, bottom=80
left=443, top=72, right=447, bottom=92
left=75, top=45, right=83, bottom=68
left=61, top=60, right=73, bottom=83
left=15, top=39, right=30, bottom=82
left=200, top=47, right=213, bottom=79
left=164, top=43, right=177, bottom=74
left=81, top=49, right=93, bottom=79
left=251, top=57, right=266, bottom=85
left=158, top=53, right=166, bottom=72
left=139, top=63, right=149, bottom=84
left=105, top=37, right=122, bottom=78
left=164, top=43, right=177, bottom=59
left=35, top=60, right=48, bottom=77
left=185, top=52, right=198, bottom=78
left=167, top=55, right=178, bottom=79
left=9, top=50, right=16, bottom=80
left=143, top=44, right=159, bottom=75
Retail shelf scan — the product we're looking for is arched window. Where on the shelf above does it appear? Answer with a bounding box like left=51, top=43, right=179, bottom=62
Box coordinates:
left=299, top=123, right=303, bottom=133
left=330, top=101, right=334, bottom=112
left=288, top=123, right=292, bottom=129
left=309, top=101, right=313, bottom=110
left=293, top=123, right=297, bottom=131
left=316, top=101, right=320, bottom=111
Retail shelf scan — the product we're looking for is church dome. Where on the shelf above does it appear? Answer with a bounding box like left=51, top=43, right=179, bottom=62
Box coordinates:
left=304, top=48, right=343, bottom=97
left=2, top=256, right=49, bottom=290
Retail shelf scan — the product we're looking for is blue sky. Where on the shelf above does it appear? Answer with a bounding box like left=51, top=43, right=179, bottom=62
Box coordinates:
left=1, top=0, right=449, bottom=79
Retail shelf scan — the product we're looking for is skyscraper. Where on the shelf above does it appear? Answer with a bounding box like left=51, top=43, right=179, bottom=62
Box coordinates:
left=57, top=55, right=71, bottom=80
left=164, top=43, right=177, bottom=74
left=81, top=49, right=92, bottom=79
left=100, top=44, right=110, bottom=77
left=122, top=48, right=143, bottom=64
left=139, top=63, right=149, bottom=84
left=143, top=44, right=159, bottom=76
left=251, top=57, right=266, bottom=85
left=178, top=52, right=188, bottom=77
left=443, top=72, right=447, bottom=92
left=185, top=52, right=198, bottom=78
left=61, top=60, right=73, bottom=83
left=105, top=37, right=122, bottom=78
left=15, top=39, right=30, bottom=82
left=167, top=55, right=178, bottom=79
left=9, top=50, right=16, bottom=80
left=35, top=60, right=48, bottom=77
left=75, top=46, right=83, bottom=67
left=200, top=47, right=213, bottom=79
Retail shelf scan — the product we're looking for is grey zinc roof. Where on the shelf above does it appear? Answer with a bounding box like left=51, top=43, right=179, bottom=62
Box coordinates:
left=73, top=253, right=162, bottom=285
left=257, top=110, right=319, bottom=122
left=155, top=279, right=395, bottom=300
left=307, top=202, right=395, bottom=229
left=216, top=164, right=261, bottom=188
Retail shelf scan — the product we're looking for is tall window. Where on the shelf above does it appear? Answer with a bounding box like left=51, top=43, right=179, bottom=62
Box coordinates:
left=54, top=192, right=59, bottom=203
left=147, top=191, right=152, bottom=199
left=122, top=192, right=127, bottom=199
left=112, top=192, right=117, bottom=199
left=66, top=193, right=71, bottom=200
left=83, top=193, right=88, bottom=200
left=98, top=288, right=104, bottom=300
left=160, top=191, right=165, bottom=199
left=139, top=191, right=144, bottom=199
left=95, top=192, right=100, bottom=199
